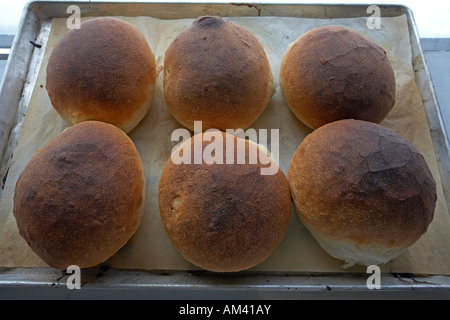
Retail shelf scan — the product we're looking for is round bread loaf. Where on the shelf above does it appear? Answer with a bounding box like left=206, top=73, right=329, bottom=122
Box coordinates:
left=46, top=17, right=156, bottom=133
left=158, top=131, right=291, bottom=272
left=287, top=119, right=436, bottom=267
left=163, top=16, right=274, bottom=131
left=280, top=26, right=396, bottom=129
left=13, top=121, right=145, bottom=269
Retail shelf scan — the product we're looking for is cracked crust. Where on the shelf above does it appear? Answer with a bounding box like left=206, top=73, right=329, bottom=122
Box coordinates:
left=280, top=26, right=396, bottom=129
left=158, top=131, right=291, bottom=272
left=287, top=119, right=437, bottom=266
left=13, top=121, right=145, bottom=269
left=46, top=17, right=156, bottom=133
left=163, top=16, right=274, bottom=131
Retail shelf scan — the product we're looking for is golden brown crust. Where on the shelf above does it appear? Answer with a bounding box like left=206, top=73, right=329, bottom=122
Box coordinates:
left=46, top=17, right=156, bottom=133
left=163, top=16, right=274, bottom=131
left=287, top=119, right=436, bottom=249
left=280, top=26, right=396, bottom=129
left=158, top=131, right=291, bottom=272
left=13, top=121, right=145, bottom=269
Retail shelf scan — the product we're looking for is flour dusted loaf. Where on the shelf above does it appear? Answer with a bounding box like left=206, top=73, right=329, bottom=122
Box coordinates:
left=280, top=26, right=396, bottom=129
left=13, top=121, right=145, bottom=269
left=158, top=131, right=291, bottom=272
left=46, top=17, right=156, bottom=133
left=163, top=16, right=274, bottom=131
left=287, top=119, right=436, bottom=267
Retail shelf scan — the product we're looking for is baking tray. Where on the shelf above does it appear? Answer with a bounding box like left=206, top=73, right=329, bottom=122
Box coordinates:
left=0, top=1, right=449, bottom=299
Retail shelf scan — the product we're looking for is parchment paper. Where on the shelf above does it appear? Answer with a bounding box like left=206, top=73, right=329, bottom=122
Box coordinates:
left=0, top=14, right=449, bottom=274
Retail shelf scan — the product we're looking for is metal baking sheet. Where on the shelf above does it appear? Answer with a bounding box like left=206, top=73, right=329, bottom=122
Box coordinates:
left=0, top=1, right=449, bottom=298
